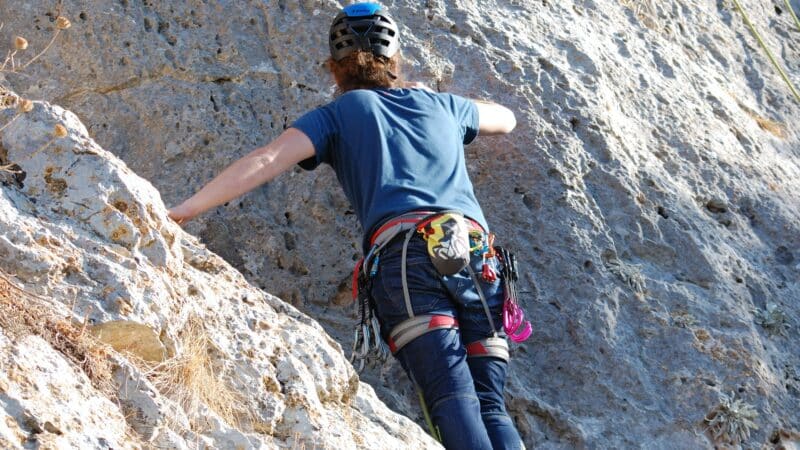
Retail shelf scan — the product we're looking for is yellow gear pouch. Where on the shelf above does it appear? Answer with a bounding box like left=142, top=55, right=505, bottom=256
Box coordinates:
left=418, top=212, right=471, bottom=276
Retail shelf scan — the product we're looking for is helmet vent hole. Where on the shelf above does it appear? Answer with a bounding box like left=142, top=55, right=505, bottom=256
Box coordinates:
left=335, top=40, right=353, bottom=50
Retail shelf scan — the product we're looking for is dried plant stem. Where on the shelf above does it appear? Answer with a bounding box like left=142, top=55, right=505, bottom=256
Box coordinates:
left=731, top=0, right=800, bottom=103
left=786, top=0, right=800, bottom=32
left=29, top=138, right=56, bottom=159
left=19, top=29, right=61, bottom=70
left=0, top=164, right=22, bottom=173
left=0, top=113, right=21, bottom=133
left=1, top=50, right=19, bottom=71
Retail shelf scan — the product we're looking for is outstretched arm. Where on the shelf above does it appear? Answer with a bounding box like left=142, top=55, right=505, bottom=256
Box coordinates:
left=474, top=100, right=516, bottom=135
left=168, top=128, right=315, bottom=224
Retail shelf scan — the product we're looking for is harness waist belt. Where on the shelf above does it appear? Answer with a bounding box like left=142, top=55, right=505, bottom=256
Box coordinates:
left=370, top=210, right=484, bottom=248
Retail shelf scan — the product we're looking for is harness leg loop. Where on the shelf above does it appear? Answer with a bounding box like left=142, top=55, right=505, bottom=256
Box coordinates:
left=387, top=314, right=459, bottom=354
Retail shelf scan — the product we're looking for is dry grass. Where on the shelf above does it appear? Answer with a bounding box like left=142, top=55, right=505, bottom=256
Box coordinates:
left=735, top=98, right=788, bottom=139
left=0, top=270, right=148, bottom=447
left=752, top=115, right=787, bottom=138
left=0, top=269, right=251, bottom=441
left=0, top=269, right=116, bottom=397
left=140, top=316, right=252, bottom=431
left=619, top=0, right=659, bottom=29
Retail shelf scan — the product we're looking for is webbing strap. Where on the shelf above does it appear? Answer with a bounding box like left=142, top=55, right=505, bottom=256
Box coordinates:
left=370, top=211, right=435, bottom=247
left=388, top=314, right=459, bottom=354
left=400, top=227, right=416, bottom=318
left=466, top=264, right=498, bottom=334
left=466, top=337, right=509, bottom=362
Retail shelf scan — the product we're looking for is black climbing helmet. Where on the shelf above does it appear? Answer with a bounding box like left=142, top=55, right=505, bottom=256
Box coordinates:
left=329, top=2, right=400, bottom=61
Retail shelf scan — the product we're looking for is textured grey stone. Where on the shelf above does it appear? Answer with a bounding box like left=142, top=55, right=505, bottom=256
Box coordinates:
left=2, top=0, right=800, bottom=448
left=0, top=100, right=438, bottom=448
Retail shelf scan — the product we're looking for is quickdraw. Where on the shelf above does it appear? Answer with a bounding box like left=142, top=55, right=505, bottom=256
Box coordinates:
left=496, top=246, right=532, bottom=343
left=349, top=255, right=390, bottom=373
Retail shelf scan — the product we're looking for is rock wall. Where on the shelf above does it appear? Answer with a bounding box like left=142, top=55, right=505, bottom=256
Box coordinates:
left=0, top=101, right=436, bottom=448
left=2, top=0, right=800, bottom=448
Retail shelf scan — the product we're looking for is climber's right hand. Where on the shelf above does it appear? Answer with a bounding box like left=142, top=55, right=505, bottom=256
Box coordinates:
left=168, top=202, right=197, bottom=226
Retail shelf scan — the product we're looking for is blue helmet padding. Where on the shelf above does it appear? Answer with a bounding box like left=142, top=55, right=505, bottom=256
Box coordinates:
left=343, top=2, right=382, bottom=17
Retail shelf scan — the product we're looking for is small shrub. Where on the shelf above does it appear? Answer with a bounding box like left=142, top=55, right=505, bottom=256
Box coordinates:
left=753, top=302, right=790, bottom=337
left=704, top=391, right=759, bottom=445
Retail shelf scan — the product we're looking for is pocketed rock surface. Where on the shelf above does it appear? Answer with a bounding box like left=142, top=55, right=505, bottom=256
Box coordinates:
left=1, top=0, right=800, bottom=448
left=0, top=102, right=436, bottom=448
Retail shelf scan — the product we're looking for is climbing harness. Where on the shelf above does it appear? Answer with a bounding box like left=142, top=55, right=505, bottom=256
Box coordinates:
left=388, top=314, right=459, bottom=354
left=349, top=210, right=533, bottom=445
left=349, top=210, right=532, bottom=371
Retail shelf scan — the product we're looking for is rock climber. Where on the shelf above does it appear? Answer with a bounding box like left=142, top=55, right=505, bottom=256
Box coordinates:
left=168, top=2, right=523, bottom=448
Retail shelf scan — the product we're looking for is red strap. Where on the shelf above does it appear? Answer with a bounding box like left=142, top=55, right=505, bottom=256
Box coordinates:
left=352, top=258, right=363, bottom=301
left=369, top=213, right=434, bottom=246
left=466, top=341, right=488, bottom=356
left=428, top=315, right=457, bottom=329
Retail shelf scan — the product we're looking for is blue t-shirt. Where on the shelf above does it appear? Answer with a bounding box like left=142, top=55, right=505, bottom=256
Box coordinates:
left=291, top=88, right=487, bottom=249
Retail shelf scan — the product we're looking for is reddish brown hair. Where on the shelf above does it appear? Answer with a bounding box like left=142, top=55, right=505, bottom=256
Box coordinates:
left=327, top=51, right=402, bottom=92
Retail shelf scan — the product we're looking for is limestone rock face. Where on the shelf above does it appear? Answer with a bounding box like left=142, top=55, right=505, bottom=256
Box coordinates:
left=0, top=101, right=437, bottom=448
left=2, top=0, right=800, bottom=448
left=0, top=333, right=134, bottom=450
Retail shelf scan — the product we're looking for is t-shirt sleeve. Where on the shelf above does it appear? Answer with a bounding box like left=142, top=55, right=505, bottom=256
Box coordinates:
left=439, top=93, right=479, bottom=145
left=290, top=104, right=338, bottom=170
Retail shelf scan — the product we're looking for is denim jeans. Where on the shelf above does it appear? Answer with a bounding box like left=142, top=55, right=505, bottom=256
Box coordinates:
left=370, top=232, right=522, bottom=450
